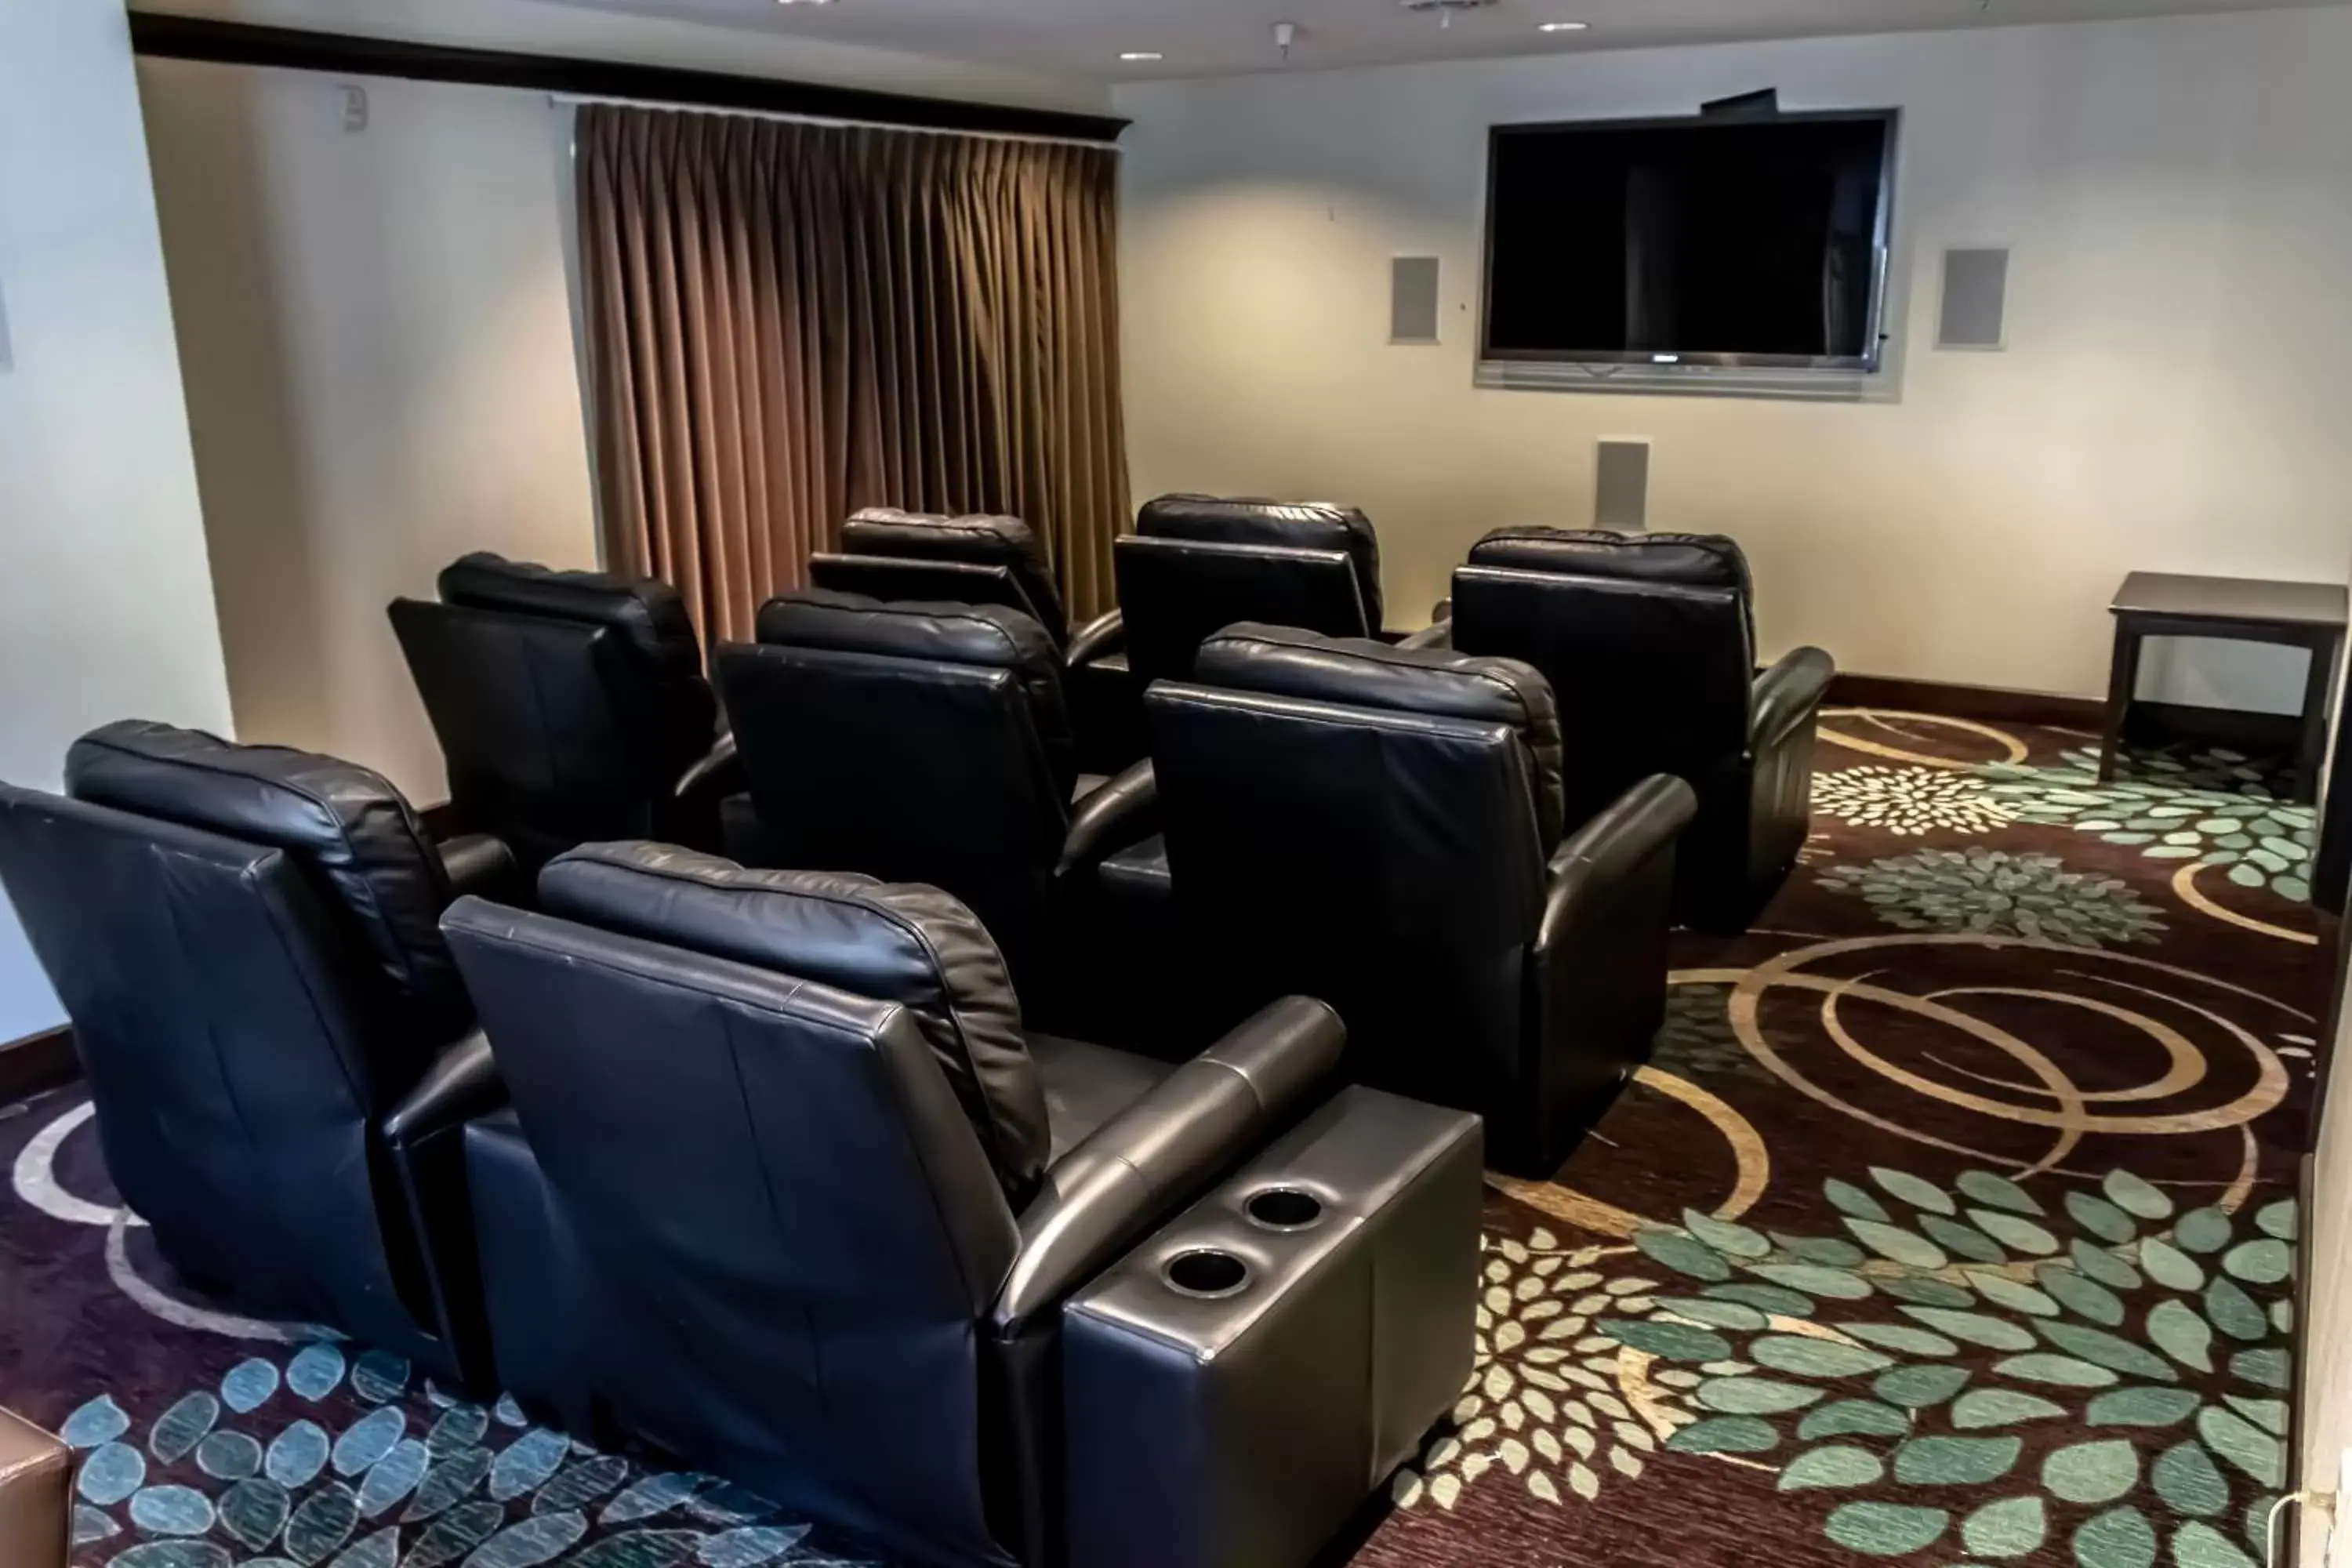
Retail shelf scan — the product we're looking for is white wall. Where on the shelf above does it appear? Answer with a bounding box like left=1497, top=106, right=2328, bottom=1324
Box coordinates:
left=1114, top=9, right=2352, bottom=705
left=136, top=5, right=1106, bottom=806
left=2301, top=969, right=2351, bottom=1565
left=0, top=1, right=236, bottom=1044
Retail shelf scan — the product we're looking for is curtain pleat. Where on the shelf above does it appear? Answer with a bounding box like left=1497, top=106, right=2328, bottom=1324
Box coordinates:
left=576, top=104, right=1129, bottom=646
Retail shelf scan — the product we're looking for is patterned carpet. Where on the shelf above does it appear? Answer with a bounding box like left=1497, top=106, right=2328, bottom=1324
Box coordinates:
left=0, top=709, right=2321, bottom=1568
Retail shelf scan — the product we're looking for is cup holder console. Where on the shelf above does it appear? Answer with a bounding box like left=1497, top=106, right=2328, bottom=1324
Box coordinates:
left=1064, top=1089, right=1487, bottom=1568
left=1163, top=1249, right=1250, bottom=1298
left=1244, top=1188, right=1324, bottom=1232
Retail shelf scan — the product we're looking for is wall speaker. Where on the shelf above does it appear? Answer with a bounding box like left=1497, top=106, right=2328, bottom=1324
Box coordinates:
left=1391, top=256, right=1441, bottom=344
left=1937, top=246, right=2009, bottom=350
left=1595, top=438, right=1651, bottom=531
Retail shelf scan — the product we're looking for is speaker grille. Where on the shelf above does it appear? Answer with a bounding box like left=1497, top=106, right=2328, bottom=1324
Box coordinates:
left=1595, top=439, right=1650, bottom=531
left=1937, top=247, right=2009, bottom=350
left=1391, top=256, right=1440, bottom=344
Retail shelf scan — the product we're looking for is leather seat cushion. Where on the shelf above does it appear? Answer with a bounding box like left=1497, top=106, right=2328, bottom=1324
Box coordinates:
left=538, top=841, right=1051, bottom=1200
left=1194, top=625, right=1567, bottom=851
left=1139, top=494, right=1385, bottom=630
left=65, top=720, right=464, bottom=1021
left=757, top=588, right=1074, bottom=762
left=1025, top=1031, right=1176, bottom=1164
left=1099, top=834, right=1171, bottom=906
left=439, top=552, right=705, bottom=683
left=843, top=508, right=1069, bottom=639
left=1468, top=528, right=1751, bottom=598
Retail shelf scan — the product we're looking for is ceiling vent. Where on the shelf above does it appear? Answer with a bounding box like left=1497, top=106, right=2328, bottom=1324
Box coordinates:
left=1400, top=0, right=1501, bottom=20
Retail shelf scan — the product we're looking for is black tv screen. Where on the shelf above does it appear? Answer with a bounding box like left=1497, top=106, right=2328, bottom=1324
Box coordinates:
left=1482, top=111, right=1898, bottom=371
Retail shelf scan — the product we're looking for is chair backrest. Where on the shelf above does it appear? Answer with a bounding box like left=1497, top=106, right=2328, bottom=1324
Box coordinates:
left=1139, top=495, right=1385, bottom=630
left=1114, top=536, right=1367, bottom=686
left=1451, top=529, right=1756, bottom=826
left=840, top=508, right=1069, bottom=642
left=389, top=553, right=717, bottom=869
left=0, top=771, right=440, bottom=1360
left=442, top=851, right=1027, bottom=1565
left=717, top=590, right=1073, bottom=990
left=1145, top=628, right=1549, bottom=1119
left=64, top=720, right=468, bottom=1034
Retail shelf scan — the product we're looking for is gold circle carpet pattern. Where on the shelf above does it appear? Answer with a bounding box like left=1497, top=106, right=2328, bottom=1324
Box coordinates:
left=1356, top=711, right=2318, bottom=1568
left=0, top=710, right=2319, bottom=1568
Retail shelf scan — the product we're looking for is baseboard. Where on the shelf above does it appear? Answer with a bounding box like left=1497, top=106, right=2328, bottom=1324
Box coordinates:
left=1827, top=673, right=2100, bottom=731
left=1830, top=673, right=2302, bottom=754
left=0, top=1025, right=78, bottom=1102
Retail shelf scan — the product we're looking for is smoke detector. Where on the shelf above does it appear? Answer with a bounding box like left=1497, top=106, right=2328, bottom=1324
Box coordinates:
left=1401, top=0, right=1500, bottom=22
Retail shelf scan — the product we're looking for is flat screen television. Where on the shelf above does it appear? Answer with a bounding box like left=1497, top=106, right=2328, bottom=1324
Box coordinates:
left=1481, top=109, right=1899, bottom=374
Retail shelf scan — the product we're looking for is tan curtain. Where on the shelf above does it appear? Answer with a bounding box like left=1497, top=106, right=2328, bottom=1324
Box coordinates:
left=575, top=103, right=1128, bottom=647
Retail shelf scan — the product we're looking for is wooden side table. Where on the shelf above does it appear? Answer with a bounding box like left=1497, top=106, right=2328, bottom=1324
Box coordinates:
left=2103, top=572, right=2347, bottom=804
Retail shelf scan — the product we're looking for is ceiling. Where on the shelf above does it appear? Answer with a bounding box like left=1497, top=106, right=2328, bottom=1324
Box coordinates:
left=543, top=0, right=2334, bottom=81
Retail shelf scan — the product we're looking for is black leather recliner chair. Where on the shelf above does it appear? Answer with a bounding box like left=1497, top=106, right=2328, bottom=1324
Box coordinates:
left=1441, top=529, right=1835, bottom=933
left=1131, top=625, right=1696, bottom=1177
left=389, top=553, right=736, bottom=873
left=809, top=509, right=1132, bottom=769
left=440, top=842, right=1359, bottom=1568
left=1112, top=495, right=1388, bottom=687
left=713, top=588, right=1152, bottom=1011
left=806, top=510, right=1111, bottom=660
left=0, top=721, right=510, bottom=1385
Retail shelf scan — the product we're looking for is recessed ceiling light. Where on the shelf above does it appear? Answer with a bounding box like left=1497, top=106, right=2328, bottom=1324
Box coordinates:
left=1120, top=50, right=1165, bottom=61
left=1539, top=20, right=1591, bottom=30
left=776, top=0, right=833, bottom=7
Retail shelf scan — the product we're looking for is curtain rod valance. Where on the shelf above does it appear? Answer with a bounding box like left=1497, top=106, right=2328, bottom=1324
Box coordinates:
left=128, top=12, right=1129, bottom=146
left=551, top=92, right=1123, bottom=152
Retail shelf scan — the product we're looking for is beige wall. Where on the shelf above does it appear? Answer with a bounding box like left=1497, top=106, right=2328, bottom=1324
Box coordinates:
left=0, top=0, right=235, bottom=1041
left=1113, top=9, right=2352, bottom=707
left=136, top=0, right=1106, bottom=117
left=137, top=5, right=1106, bottom=805
left=140, top=59, right=601, bottom=805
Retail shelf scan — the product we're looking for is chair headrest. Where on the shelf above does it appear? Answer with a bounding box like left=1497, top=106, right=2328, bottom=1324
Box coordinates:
left=1194, top=624, right=1566, bottom=851
left=64, top=720, right=465, bottom=1028
left=539, top=841, right=1048, bottom=1201
left=1467, top=529, right=1751, bottom=597
left=842, top=508, right=1068, bottom=635
left=438, top=553, right=703, bottom=675
left=1138, top=494, right=1384, bottom=629
left=757, top=587, right=1057, bottom=673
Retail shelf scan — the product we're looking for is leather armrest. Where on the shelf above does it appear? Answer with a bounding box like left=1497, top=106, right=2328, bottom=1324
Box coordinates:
left=674, top=730, right=742, bottom=802
left=435, top=833, right=517, bottom=902
left=1065, top=608, right=1126, bottom=669
left=1751, top=646, right=1835, bottom=753
left=379, top=1030, right=505, bottom=1389
left=383, top=1031, right=505, bottom=1149
left=1540, top=774, right=1697, bottom=954
left=1396, top=620, right=1453, bottom=652
left=990, top=996, right=1343, bottom=1335
left=1058, top=759, right=1157, bottom=876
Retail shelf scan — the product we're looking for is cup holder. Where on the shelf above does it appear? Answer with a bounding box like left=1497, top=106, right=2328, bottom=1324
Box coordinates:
left=1244, top=1188, right=1325, bottom=1232
left=1163, top=1249, right=1250, bottom=1299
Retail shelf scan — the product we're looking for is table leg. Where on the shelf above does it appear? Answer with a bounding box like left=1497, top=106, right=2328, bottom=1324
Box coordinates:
left=2099, top=619, right=2143, bottom=783
left=2293, top=629, right=2340, bottom=805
